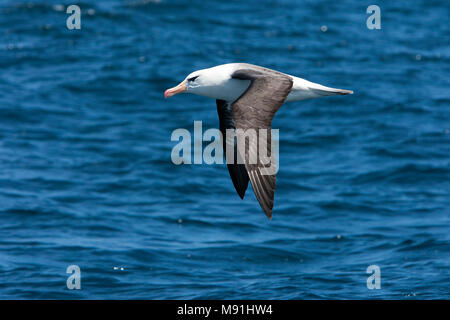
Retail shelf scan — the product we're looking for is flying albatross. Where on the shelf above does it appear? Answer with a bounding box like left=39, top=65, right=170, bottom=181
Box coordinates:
left=165, top=63, right=353, bottom=219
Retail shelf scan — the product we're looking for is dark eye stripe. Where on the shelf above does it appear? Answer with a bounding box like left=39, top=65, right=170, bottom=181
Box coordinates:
left=188, top=75, right=199, bottom=82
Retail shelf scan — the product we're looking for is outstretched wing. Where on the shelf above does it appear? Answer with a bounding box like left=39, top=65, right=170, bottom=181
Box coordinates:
left=216, top=99, right=249, bottom=199
left=230, top=68, right=293, bottom=218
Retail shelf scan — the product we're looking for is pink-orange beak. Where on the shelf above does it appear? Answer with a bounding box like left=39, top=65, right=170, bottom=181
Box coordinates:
left=164, top=80, right=187, bottom=98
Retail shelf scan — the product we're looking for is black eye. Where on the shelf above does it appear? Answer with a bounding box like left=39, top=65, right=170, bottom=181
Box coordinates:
left=188, top=75, right=199, bottom=82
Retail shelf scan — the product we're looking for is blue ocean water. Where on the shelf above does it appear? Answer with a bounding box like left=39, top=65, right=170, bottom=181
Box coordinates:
left=0, top=0, right=449, bottom=299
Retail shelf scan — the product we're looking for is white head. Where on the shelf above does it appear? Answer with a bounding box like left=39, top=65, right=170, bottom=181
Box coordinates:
left=164, top=64, right=244, bottom=101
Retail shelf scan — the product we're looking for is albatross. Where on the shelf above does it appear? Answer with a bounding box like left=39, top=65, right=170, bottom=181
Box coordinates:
left=165, top=63, right=353, bottom=219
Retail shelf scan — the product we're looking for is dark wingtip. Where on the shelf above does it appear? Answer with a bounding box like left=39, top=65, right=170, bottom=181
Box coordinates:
left=237, top=188, right=246, bottom=199
left=262, top=203, right=273, bottom=220
left=234, top=178, right=248, bottom=199
left=227, top=164, right=250, bottom=200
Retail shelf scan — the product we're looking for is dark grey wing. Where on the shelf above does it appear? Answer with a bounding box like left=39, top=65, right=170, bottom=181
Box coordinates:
left=216, top=99, right=249, bottom=199
left=230, top=68, right=293, bottom=218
